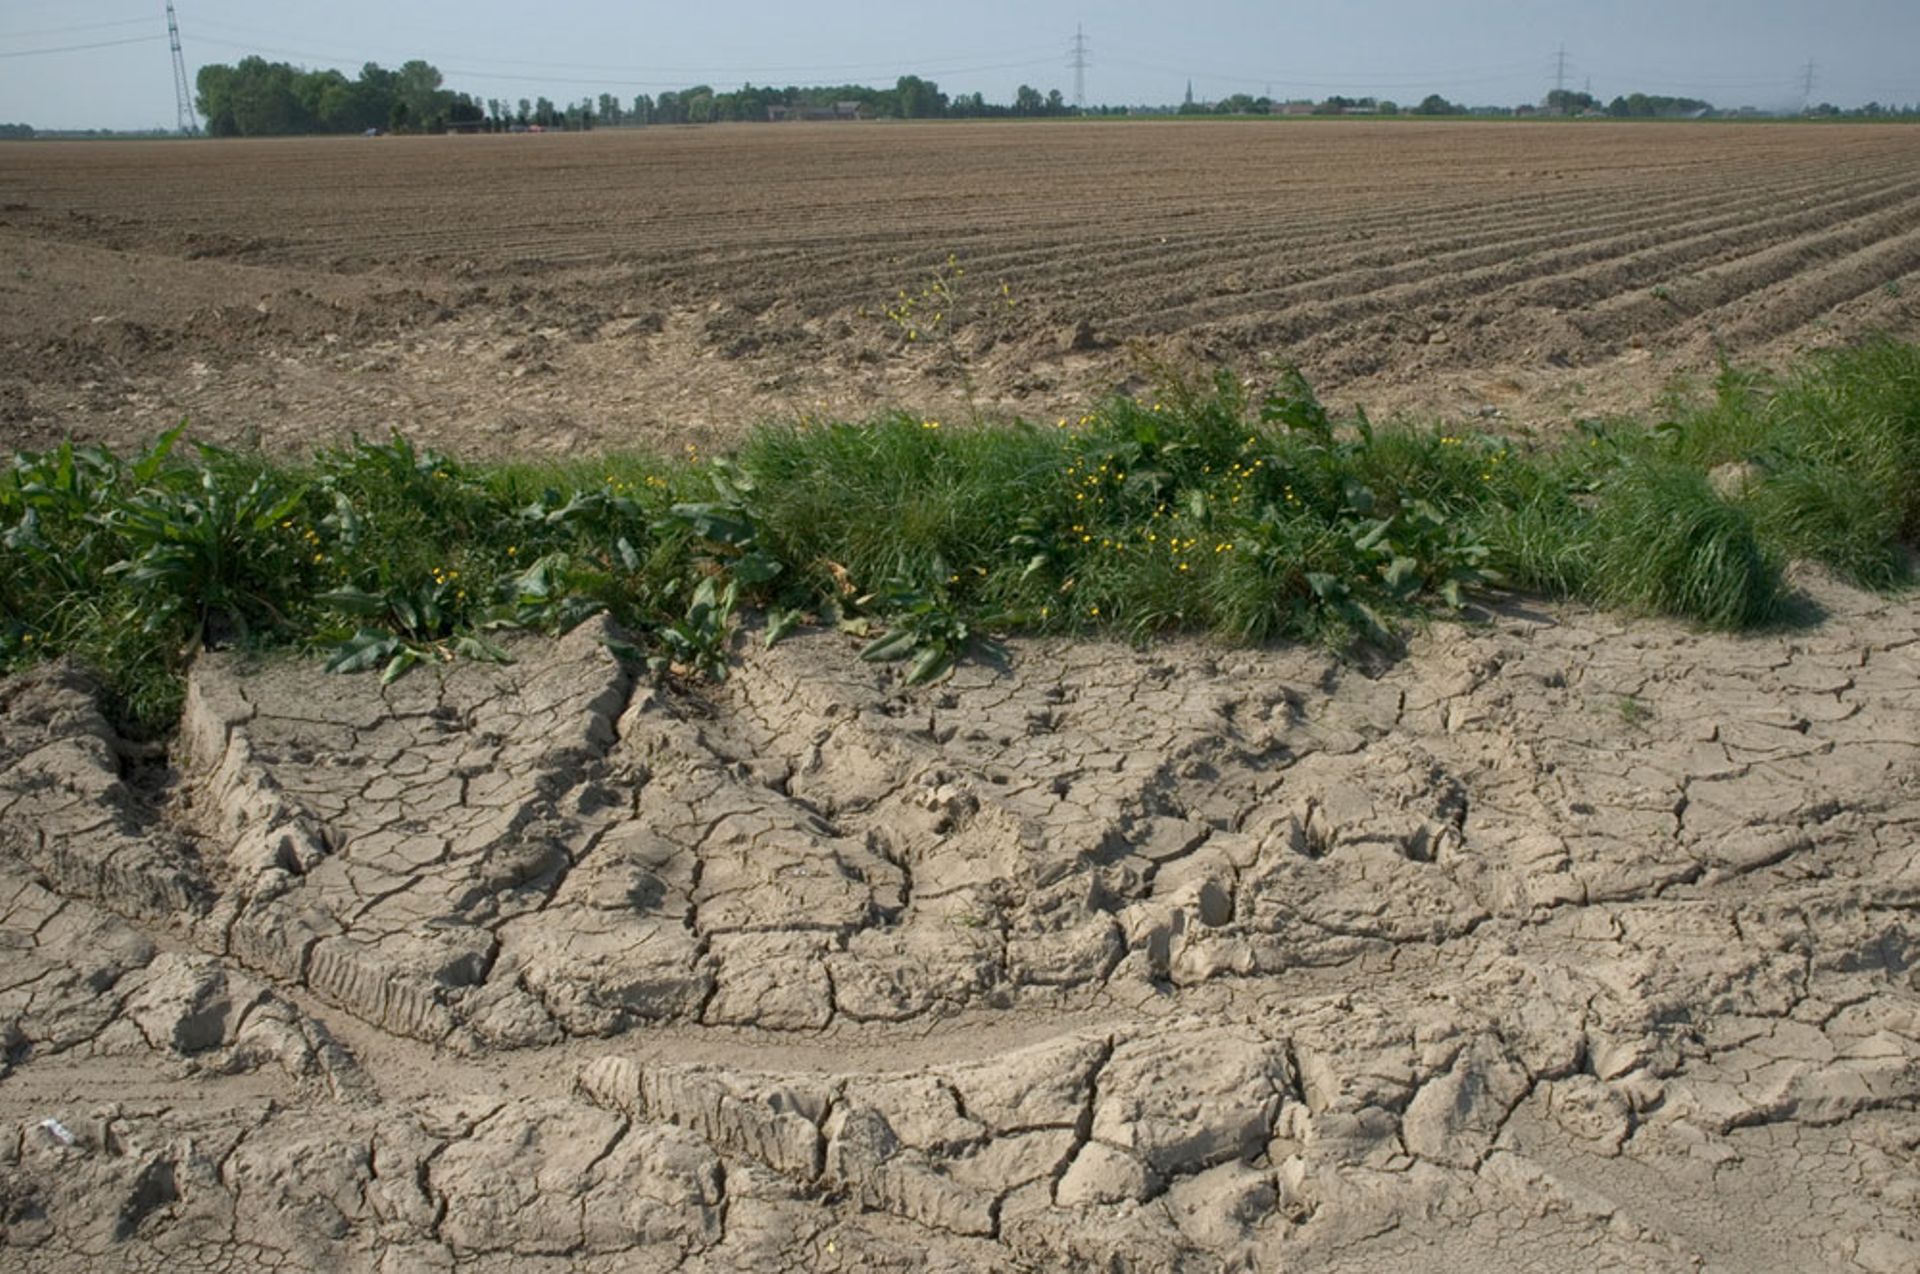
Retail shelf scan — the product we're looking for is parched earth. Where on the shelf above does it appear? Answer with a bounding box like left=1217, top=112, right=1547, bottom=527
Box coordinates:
left=2, top=121, right=1918, bottom=459
left=3, top=565, right=1919, bottom=1270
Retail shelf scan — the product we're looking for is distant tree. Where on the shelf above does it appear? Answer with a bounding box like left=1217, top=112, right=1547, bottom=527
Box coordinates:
left=447, top=94, right=484, bottom=130
left=630, top=93, right=654, bottom=124
left=516, top=98, right=531, bottom=125
left=195, top=63, right=240, bottom=136
left=293, top=68, right=353, bottom=131
left=716, top=82, right=783, bottom=122
left=1415, top=93, right=1459, bottom=116
left=895, top=75, right=947, bottom=119
left=1545, top=89, right=1600, bottom=115
left=1012, top=84, right=1045, bottom=116
left=0, top=123, right=33, bottom=139
left=231, top=57, right=308, bottom=134
left=394, top=60, right=448, bottom=127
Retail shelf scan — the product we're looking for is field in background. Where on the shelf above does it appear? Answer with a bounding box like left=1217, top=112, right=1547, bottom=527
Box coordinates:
left=1, top=120, right=1916, bottom=456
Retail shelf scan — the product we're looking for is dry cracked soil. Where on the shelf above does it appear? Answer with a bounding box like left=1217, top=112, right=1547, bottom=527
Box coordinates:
left=2, top=565, right=1919, bottom=1270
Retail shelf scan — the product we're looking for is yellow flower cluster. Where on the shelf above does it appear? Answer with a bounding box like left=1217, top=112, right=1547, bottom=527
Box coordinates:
left=430, top=566, right=467, bottom=602
left=283, top=518, right=326, bottom=563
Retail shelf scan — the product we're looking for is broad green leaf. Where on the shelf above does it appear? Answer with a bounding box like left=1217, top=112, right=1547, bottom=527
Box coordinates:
left=669, top=502, right=757, bottom=547
left=132, top=423, right=184, bottom=485
left=1383, top=556, right=1421, bottom=600
left=905, top=643, right=954, bottom=685
left=325, top=630, right=400, bottom=675
left=602, top=638, right=648, bottom=666
left=860, top=628, right=919, bottom=663
left=317, top=586, right=391, bottom=616
left=731, top=550, right=784, bottom=586
left=764, top=607, right=803, bottom=648
left=1353, top=519, right=1393, bottom=552
left=452, top=634, right=513, bottom=664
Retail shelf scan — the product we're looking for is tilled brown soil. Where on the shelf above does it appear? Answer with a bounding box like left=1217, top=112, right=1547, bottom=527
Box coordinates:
left=2, top=121, right=1917, bottom=457
left=4, top=568, right=1920, bottom=1270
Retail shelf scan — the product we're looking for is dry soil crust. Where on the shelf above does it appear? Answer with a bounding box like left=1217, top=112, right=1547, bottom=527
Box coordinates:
left=2, top=568, right=1919, bottom=1270
left=3, top=122, right=1918, bottom=456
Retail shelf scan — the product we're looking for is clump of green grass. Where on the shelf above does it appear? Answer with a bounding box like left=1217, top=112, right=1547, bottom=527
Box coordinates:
left=1587, top=460, right=1781, bottom=628
left=6, top=339, right=1920, bottom=739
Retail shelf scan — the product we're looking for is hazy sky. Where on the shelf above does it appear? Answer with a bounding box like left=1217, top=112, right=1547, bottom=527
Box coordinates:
left=3, top=0, right=1918, bottom=130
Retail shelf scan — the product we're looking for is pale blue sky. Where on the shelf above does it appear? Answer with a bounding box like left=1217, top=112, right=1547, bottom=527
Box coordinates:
left=3, top=0, right=1918, bottom=129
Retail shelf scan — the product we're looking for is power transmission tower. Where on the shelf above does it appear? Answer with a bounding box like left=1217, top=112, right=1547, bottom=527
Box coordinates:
left=1801, top=60, right=1817, bottom=113
left=1068, top=24, right=1090, bottom=111
left=167, top=1, right=200, bottom=136
left=1553, top=45, right=1568, bottom=100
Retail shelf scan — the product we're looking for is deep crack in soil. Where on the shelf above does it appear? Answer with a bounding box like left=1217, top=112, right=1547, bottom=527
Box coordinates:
left=4, top=566, right=1920, bottom=1270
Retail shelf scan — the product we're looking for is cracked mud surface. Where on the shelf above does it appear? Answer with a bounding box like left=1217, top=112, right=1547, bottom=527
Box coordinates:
left=4, top=569, right=1920, bottom=1270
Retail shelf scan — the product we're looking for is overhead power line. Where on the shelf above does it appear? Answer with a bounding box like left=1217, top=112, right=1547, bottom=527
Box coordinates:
left=0, top=17, right=155, bottom=41
left=0, top=34, right=164, bottom=59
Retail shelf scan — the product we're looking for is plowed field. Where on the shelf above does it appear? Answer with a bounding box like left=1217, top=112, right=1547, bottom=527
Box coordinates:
left=2, top=121, right=1917, bottom=455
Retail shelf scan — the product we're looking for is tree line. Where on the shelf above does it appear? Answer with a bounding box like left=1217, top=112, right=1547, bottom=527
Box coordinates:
left=182, top=55, right=1920, bottom=138
left=196, top=58, right=483, bottom=136
left=193, top=58, right=1074, bottom=137
left=1167, top=88, right=1920, bottom=121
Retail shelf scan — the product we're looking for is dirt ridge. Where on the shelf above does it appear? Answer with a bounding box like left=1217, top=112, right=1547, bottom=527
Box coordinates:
left=4, top=565, right=1920, bottom=1269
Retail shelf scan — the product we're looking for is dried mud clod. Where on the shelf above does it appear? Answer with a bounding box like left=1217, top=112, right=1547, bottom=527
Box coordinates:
left=4, top=572, right=1920, bottom=1270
